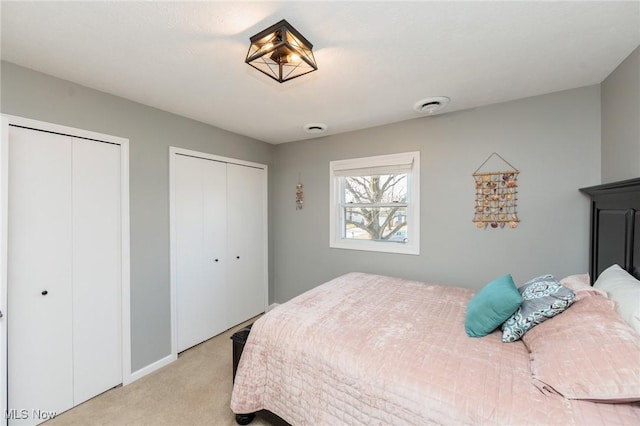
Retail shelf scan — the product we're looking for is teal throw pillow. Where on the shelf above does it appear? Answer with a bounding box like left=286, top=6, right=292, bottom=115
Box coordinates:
left=501, top=274, right=575, bottom=342
left=465, top=274, right=523, bottom=337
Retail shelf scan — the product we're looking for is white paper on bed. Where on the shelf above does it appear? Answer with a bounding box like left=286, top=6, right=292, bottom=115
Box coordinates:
left=231, top=272, right=640, bottom=425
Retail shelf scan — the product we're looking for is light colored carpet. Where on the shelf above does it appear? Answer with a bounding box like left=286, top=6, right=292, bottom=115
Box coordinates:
left=46, top=318, right=271, bottom=426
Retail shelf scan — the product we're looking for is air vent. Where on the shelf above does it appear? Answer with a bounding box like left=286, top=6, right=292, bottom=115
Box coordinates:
left=413, top=96, right=450, bottom=114
left=303, top=123, right=328, bottom=134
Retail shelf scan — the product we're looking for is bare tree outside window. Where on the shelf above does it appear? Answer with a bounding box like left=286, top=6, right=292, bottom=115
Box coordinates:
left=342, top=174, right=408, bottom=241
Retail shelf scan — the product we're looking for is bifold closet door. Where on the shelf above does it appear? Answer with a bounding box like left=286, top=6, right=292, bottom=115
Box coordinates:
left=226, top=164, right=266, bottom=327
left=175, top=155, right=228, bottom=352
left=8, top=128, right=75, bottom=422
left=8, top=127, right=122, bottom=425
left=72, top=138, right=122, bottom=405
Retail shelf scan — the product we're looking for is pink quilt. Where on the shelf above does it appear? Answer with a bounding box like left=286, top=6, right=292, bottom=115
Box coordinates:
left=231, top=272, right=640, bottom=425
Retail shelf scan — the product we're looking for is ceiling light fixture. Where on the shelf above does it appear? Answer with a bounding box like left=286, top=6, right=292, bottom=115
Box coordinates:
left=246, top=19, right=318, bottom=83
left=413, top=96, right=450, bottom=114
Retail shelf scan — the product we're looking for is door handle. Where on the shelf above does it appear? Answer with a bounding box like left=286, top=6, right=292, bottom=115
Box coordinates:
left=0, top=310, right=3, bottom=318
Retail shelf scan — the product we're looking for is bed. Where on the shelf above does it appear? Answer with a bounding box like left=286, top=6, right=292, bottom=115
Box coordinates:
left=230, top=178, right=640, bottom=425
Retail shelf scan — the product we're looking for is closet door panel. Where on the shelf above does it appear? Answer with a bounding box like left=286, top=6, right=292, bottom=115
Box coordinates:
left=201, top=159, right=228, bottom=337
left=72, top=138, right=122, bottom=405
left=8, top=127, right=74, bottom=423
left=175, top=155, right=227, bottom=352
left=226, top=164, right=266, bottom=326
left=175, top=155, right=205, bottom=352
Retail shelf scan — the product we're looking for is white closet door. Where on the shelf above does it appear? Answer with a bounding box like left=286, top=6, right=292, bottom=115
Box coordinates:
left=175, top=155, right=227, bottom=352
left=226, top=164, right=266, bottom=326
left=201, top=158, right=228, bottom=336
left=8, top=127, right=74, bottom=424
left=72, top=138, right=122, bottom=404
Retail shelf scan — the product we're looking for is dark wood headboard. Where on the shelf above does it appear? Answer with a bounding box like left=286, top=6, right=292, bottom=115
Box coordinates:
left=580, top=178, right=640, bottom=283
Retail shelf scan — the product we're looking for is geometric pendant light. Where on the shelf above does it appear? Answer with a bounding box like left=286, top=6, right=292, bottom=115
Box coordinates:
left=245, top=19, right=318, bottom=83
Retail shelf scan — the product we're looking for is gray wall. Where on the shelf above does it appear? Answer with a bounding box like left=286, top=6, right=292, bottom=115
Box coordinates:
left=601, top=45, right=640, bottom=183
left=272, top=86, right=601, bottom=302
left=0, top=60, right=608, bottom=373
left=1, top=61, right=274, bottom=372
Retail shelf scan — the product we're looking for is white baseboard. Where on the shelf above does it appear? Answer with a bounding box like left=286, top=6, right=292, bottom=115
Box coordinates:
left=266, top=303, right=280, bottom=312
left=128, top=353, right=177, bottom=384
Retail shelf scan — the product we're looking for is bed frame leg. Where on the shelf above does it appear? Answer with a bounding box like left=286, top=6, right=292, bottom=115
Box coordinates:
left=235, top=413, right=255, bottom=425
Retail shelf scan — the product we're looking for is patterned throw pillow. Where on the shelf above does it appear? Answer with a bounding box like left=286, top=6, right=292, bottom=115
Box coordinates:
left=501, top=275, right=575, bottom=342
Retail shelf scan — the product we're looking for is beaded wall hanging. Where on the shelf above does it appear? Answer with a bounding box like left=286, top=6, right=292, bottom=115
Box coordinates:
left=296, top=174, right=304, bottom=210
left=472, top=153, right=519, bottom=229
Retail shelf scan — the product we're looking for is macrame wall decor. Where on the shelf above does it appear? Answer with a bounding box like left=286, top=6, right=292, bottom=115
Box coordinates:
left=473, top=152, right=519, bottom=229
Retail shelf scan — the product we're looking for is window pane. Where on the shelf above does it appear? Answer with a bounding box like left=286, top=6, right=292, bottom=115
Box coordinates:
left=343, top=174, right=407, bottom=204
left=343, top=206, right=408, bottom=242
left=330, top=151, right=419, bottom=255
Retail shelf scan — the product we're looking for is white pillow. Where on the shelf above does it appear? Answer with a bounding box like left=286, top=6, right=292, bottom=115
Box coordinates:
left=593, top=264, right=640, bottom=334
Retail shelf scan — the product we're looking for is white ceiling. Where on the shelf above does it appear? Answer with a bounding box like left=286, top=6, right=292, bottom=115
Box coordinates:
left=1, top=1, right=639, bottom=144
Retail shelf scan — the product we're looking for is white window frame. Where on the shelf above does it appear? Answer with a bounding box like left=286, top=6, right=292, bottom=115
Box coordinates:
left=329, top=151, right=420, bottom=255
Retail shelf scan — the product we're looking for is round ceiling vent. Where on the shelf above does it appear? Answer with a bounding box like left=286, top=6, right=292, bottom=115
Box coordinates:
left=303, top=123, right=328, bottom=134
left=413, top=96, right=450, bottom=114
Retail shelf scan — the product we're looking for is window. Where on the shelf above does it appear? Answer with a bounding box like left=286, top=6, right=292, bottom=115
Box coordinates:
left=329, top=151, right=420, bottom=255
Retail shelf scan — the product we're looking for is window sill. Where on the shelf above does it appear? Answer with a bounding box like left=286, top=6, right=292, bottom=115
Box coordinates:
left=329, top=239, right=419, bottom=255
